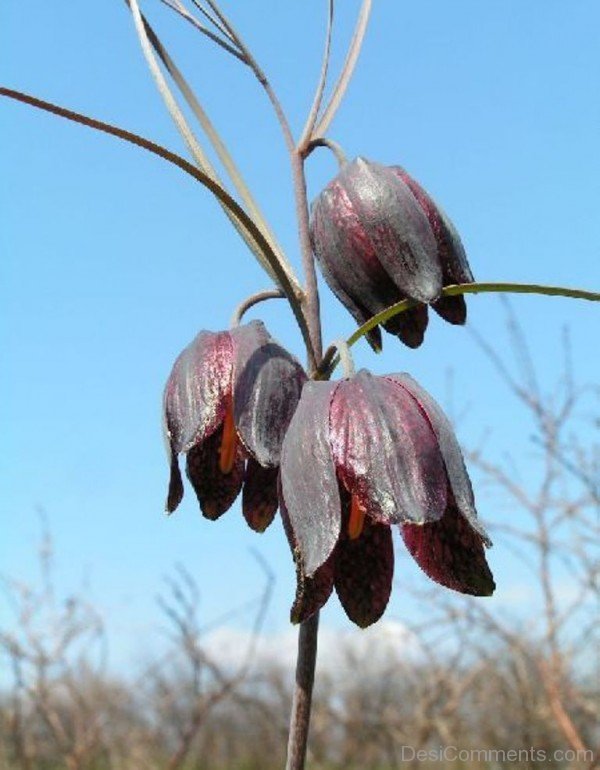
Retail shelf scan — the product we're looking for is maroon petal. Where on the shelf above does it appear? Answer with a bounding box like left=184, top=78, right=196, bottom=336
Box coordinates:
left=163, top=330, right=233, bottom=455
left=329, top=371, right=447, bottom=526
left=334, top=501, right=394, bottom=628
left=232, top=321, right=306, bottom=468
left=279, top=480, right=335, bottom=623
left=242, top=459, right=278, bottom=532
left=401, top=502, right=495, bottom=596
left=185, top=425, right=245, bottom=520
left=384, top=304, right=429, bottom=349
left=392, top=167, right=473, bottom=326
left=165, top=442, right=184, bottom=513
left=280, top=381, right=341, bottom=576
left=387, top=373, right=491, bottom=543
left=432, top=294, right=467, bottom=325
left=291, top=557, right=335, bottom=625
left=392, top=167, right=473, bottom=286
left=311, top=229, right=384, bottom=352
left=342, top=158, right=442, bottom=304
left=311, top=180, right=406, bottom=349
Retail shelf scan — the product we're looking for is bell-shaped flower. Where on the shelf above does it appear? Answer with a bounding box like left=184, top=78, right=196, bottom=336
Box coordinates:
left=310, top=157, right=474, bottom=349
left=279, top=370, right=494, bottom=627
left=163, top=320, right=306, bottom=531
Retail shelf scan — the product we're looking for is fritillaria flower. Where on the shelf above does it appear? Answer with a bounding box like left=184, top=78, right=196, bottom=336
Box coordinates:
left=279, top=369, right=494, bottom=627
left=163, top=320, right=306, bottom=531
left=310, top=157, right=474, bottom=349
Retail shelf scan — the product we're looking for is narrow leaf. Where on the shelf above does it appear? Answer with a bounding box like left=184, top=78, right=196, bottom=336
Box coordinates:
left=159, top=0, right=244, bottom=59
left=0, top=87, right=314, bottom=362
left=187, top=0, right=235, bottom=42
left=143, top=12, right=291, bottom=280
left=299, top=0, right=334, bottom=149
left=315, top=0, right=372, bottom=137
left=317, top=282, right=600, bottom=379
left=127, top=0, right=299, bottom=291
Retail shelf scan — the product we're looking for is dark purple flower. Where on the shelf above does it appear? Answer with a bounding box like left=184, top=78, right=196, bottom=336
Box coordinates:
left=163, top=320, right=306, bottom=531
left=279, top=370, right=494, bottom=627
left=310, top=157, right=474, bottom=349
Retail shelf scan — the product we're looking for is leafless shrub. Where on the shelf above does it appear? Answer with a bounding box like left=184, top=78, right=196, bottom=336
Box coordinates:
left=1, top=319, right=597, bottom=769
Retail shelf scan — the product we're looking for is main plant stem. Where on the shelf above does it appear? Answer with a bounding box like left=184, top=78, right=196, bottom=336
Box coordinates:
left=285, top=149, right=324, bottom=770
left=292, top=149, right=323, bottom=374
left=285, top=613, right=320, bottom=770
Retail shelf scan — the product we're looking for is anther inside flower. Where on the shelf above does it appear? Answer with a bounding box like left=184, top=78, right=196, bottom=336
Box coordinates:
left=280, top=369, right=495, bottom=628
left=348, top=495, right=366, bottom=540
left=163, top=320, right=306, bottom=532
left=310, top=157, right=474, bottom=349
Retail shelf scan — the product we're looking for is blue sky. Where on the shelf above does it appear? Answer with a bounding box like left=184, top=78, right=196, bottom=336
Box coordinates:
left=2, top=1, right=599, bottom=671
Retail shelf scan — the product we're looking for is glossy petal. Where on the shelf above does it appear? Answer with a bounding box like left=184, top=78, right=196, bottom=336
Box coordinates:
left=329, top=370, right=447, bottom=525
left=311, top=179, right=405, bottom=347
left=242, top=458, right=278, bottom=532
left=310, top=217, right=383, bottom=351
left=401, top=502, right=495, bottom=596
left=279, top=480, right=335, bottom=623
left=165, top=442, right=184, bottom=513
left=232, top=321, right=306, bottom=467
left=392, top=166, right=473, bottom=326
left=384, top=304, right=429, bottom=349
left=334, top=501, right=394, bottom=628
left=280, top=381, right=341, bottom=576
left=432, top=294, right=467, bottom=326
left=392, top=167, right=473, bottom=284
left=291, top=558, right=335, bottom=624
left=185, top=425, right=245, bottom=520
left=387, top=373, right=491, bottom=543
left=163, top=330, right=233, bottom=455
left=342, top=158, right=442, bottom=303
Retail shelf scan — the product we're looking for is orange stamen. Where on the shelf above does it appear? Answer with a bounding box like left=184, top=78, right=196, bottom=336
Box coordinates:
left=219, top=404, right=238, bottom=474
left=348, top=495, right=366, bottom=540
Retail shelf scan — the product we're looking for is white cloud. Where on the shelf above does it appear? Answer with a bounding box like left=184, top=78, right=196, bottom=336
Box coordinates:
left=201, top=620, right=419, bottom=677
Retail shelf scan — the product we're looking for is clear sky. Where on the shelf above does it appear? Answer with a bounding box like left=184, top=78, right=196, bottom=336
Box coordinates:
left=2, top=1, right=599, bottom=671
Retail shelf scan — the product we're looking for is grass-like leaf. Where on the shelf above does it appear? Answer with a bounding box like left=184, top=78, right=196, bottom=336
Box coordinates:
left=126, top=0, right=299, bottom=292
left=314, top=0, right=372, bottom=138
left=0, top=87, right=315, bottom=364
left=298, top=0, right=335, bottom=150
left=159, top=0, right=244, bottom=60
left=318, top=282, right=600, bottom=378
left=141, top=11, right=292, bottom=286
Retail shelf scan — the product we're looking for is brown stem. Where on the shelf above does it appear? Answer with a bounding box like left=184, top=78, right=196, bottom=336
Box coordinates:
left=285, top=613, right=320, bottom=770
left=302, top=136, right=348, bottom=169
left=230, top=288, right=285, bottom=327
left=539, top=657, right=591, bottom=757
left=291, top=149, right=322, bottom=373
left=298, top=0, right=335, bottom=150
left=203, top=0, right=295, bottom=154
left=284, top=132, right=325, bottom=770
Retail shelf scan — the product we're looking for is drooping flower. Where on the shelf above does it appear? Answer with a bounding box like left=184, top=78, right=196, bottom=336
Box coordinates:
left=310, top=157, right=474, bottom=349
left=163, top=320, right=306, bottom=531
left=279, top=369, right=494, bottom=627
